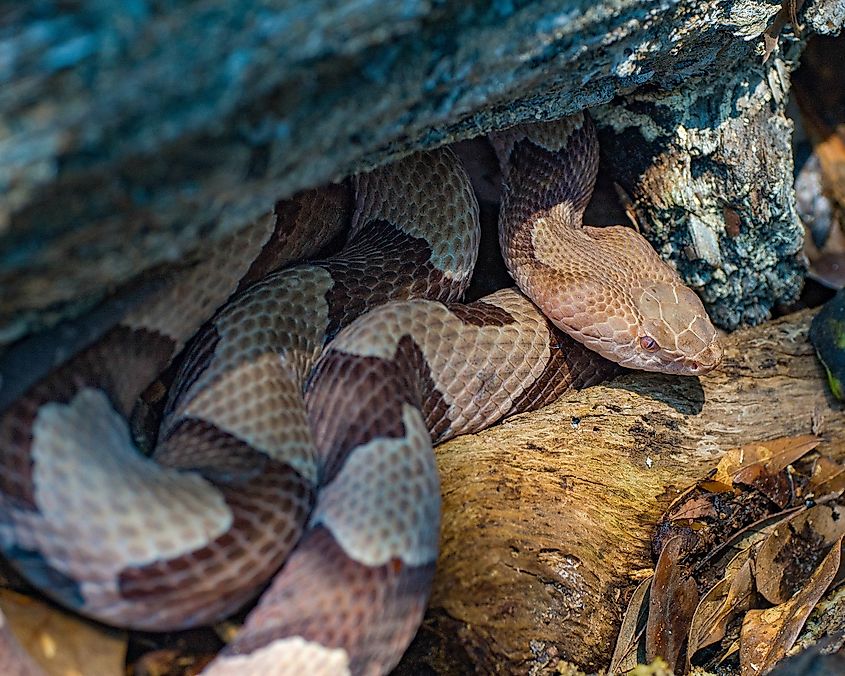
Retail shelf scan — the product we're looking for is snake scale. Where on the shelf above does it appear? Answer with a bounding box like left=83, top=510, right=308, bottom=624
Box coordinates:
left=0, top=112, right=722, bottom=675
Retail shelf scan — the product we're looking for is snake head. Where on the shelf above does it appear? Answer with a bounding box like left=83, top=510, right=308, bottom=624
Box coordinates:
left=622, top=281, right=722, bottom=375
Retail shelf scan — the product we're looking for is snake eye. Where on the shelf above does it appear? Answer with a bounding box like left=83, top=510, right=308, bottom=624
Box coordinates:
left=640, top=335, right=659, bottom=352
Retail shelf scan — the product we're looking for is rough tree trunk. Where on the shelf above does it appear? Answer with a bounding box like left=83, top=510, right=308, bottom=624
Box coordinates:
left=394, top=308, right=844, bottom=674
left=1, top=1, right=843, bottom=347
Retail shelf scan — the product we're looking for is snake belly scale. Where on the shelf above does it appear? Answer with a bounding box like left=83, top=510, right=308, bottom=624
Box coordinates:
left=0, top=112, right=721, bottom=675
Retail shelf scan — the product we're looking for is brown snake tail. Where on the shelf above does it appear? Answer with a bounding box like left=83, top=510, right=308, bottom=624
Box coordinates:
left=0, top=112, right=720, bottom=674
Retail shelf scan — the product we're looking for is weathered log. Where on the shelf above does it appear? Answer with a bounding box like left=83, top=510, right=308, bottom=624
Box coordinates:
left=394, top=308, right=844, bottom=674
left=2, top=1, right=843, bottom=346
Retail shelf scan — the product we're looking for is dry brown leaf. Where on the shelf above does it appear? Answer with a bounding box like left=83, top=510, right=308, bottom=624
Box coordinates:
left=687, top=577, right=731, bottom=662
left=663, top=484, right=705, bottom=517
left=687, top=550, right=756, bottom=668
left=759, top=436, right=822, bottom=474
left=740, top=534, right=843, bottom=675
left=741, top=472, right=795, bottom=509
left=755, top=503, right=845, bottom=605
left=0, top=589, right=126, bottom=676
left=646, top=537, right=699, bottom=672
left=713, top=447, right=759, bottom=486
left=717, top=638, right=741, bottom=667
left=808, top=455, right=845, bottom=498
left=609, top=577, right=652, bottom=675
left=668, top=495, right=717, bottom=522
left=732, top=436, right=821, bottom=486
left=713, top=436, right=820, bottom=488
left=698, top=479, right=734, bottom=494
left=646, top=435, right=837, bottom=672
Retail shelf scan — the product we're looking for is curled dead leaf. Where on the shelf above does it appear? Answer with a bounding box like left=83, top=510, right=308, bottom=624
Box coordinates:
left=740, top=535, right=843, bottom=676
left=609, top=577, right=652, bottom=675
left=713, top=436, right=820, bottom=487
left=755, top=503, right=845, bottom=605
left=668, top=495, right=717, bottom=522
left=808, top=456, right=845, bottom=498
left=646, top=537, right=699, bottom=672
left=687, top=550, right=756, bottom=670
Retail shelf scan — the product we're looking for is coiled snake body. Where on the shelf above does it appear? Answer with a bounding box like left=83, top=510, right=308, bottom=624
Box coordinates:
left=0, top=113, right=722, bottom=674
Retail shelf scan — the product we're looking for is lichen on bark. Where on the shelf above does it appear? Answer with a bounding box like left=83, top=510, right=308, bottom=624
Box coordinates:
left=1, top=0, right=842, bottom=345
left=594, top=50, right=806, bottom=328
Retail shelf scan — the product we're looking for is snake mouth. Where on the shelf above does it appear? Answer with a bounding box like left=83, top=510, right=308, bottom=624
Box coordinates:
left=610, top=339, right=724, bottom=375
left=685, top=339, right=724, bottom=374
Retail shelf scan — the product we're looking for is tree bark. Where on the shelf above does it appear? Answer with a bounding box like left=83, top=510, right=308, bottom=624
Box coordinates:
left=2, top=1, right=843, bottom=346
left=594, top=57, right=805, bottom=329
left=394, top=308, right=844, bottom=674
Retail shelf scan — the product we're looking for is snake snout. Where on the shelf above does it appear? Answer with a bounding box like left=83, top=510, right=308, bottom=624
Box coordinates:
left=689, top=336, right=723, bottom=373
left=633, top=281, right=722, bottom=376
left=667, top=314, right=723, bottom=375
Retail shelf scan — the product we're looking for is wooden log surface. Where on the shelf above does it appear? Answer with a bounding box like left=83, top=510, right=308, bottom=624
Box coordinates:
left=395, top=308, right=844, bottom=674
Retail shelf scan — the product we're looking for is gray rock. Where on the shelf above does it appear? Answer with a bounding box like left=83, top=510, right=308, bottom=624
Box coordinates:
left=0, top=0, right=842, bottom=344
left=594, top=49, right=806, bottom=328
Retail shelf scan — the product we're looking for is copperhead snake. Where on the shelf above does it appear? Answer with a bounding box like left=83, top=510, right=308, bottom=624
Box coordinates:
left=0, top=112, right=722, bottom=675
